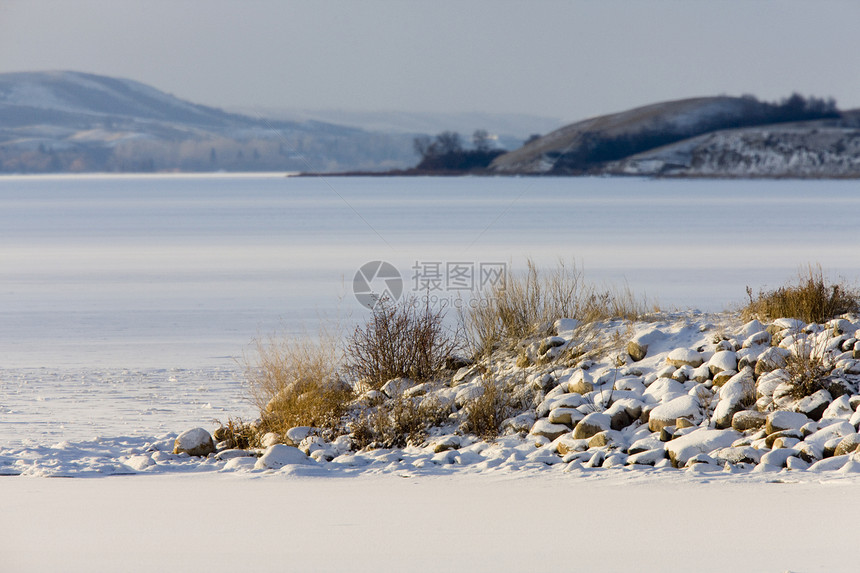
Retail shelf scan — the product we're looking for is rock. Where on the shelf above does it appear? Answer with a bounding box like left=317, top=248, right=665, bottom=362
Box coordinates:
left=501, top=413, right=536, bottom=434
left=254, top=444, right=313, bottom=470
left=445, top=355, right=473, bottom=371
left=554, top=318, right=580, bottom=337
left=666, top=348, right=704, bottom=368
left=685, top=453, right=719, bottom=467
left=584, top=450, right=605, bottom=468
left=712, top=370, right=737, bottom=387
left=665, top=428, right=741, bottom=467
left=712, top=368, right=756, bottom=429
left=572, top=412, right=611, bottom=439
left=709, top=351, right=738, bottom=376
left=285, top=426, right=316, bottom=446
left=261, top=432, right=281, bottom=447
left=529, top=419, right=571, bottom=441
left=556, top=436, right=589, bottom=456
left=538, top=336, right=567, bottom=355
left=173, top=428, right=216, bottom=457
left=614, top=376, right=647, bottom=393
left=537, top=392, right=584, bottom=417
left=760, top=448, right=798, bottom=468
left=754, top=347, right=790, bottom=376
left=671, top=365, right=694, bottom=382
left=648, top=395, right=701, bottom=432
left=659, top=426, right=677, bottom=442
left=834, top=433, right=860, bottom=456
left=766, top=410, right=811, bottom=435
left=712, top=446, right=762, bottom=465
left=732, top=410, right=767, bottom=432
left=772, top=436, right=801, bottom=450
left=756, top=369, right=788, bottom=398
left=765, top=429, right=803, bottom=449
left=628, top=434, right=663, bottom=455
left=742, top=330, right=771, bottom=348
left=822, top=395, right=854, bottom=420
left=606, top=398, right=643, bottom=431
left=627, top=448, right=667, bottom=466
left=568, top=370, right=594, bottom=395
left=381, top=377, right=414, bottom=398
left=549, top=407, right=585, bottom=426
left=455, top=383, right=484, bottom=407
left=627, top=328, right=667, bottom=361
left=794, top=389, right=832, bottom=421
left=643, top=377, right=687, bottom=404
left=588, top=430, right=621, bottom=449
left=691, top=364, right=712, bottom=383
left=452, top=365, right=481, bottom=386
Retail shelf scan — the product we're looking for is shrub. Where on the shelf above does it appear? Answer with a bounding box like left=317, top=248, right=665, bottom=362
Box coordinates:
left=245, top=330, right=352, bottom=436
left=460, top=258, right=653, bottom=357
left=350, top=394, right=452, bottom=449
left=460, top=378, right=522, bottom=440
left=743, top=265, right=860, bottom=324
left=783, top=335, right=834, bottom=399
left=344, top=296, right=460, bottom=389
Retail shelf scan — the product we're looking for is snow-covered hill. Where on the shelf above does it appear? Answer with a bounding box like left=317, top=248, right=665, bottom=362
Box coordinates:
left=0, top=71, right=416, bottom=172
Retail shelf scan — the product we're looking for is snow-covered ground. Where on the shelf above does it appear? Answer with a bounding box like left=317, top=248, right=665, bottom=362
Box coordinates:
left=3, top=175, right=860, bottom=571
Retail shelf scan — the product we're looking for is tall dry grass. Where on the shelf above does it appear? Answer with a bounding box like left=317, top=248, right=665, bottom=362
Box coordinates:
left=460, top=258, right=654, bottom=356
left=245, top=329, right=352, bottom=435
left=744, top=264, right=860, bottom=324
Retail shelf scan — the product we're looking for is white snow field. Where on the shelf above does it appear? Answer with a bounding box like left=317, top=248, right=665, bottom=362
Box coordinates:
left=3, top=174, right=860, bottom=571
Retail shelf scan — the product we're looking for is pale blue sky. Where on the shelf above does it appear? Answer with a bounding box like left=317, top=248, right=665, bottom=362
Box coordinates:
left=2, top=0, right=859, bottom=122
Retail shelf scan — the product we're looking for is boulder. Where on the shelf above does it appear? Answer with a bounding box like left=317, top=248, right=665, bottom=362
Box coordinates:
left=606, top=398, right=643, bottom=431
left=548, top=407, right=585, bottom=426
left=285, top=426, right=316, bottom=446
left=254, top=444, right=313, bottom=470
left=626, top=448, right=667, bottom=466
left=754, top=347, right=790, bottom=376
left=628, top=434, right=664, bottom=455
left=712, top=368, right=756, bottom=429
left=529, top=419, right=571, bottom=441
left=648, top=395, right=701, bottom=432
left=556, top=436, right=589, bottom=456
left=173, top=428, right=216, bottom=457
left=765, top=429, right=804, bottom=449
left=742, top=330, right=771, bottom=348
left=691, top=364, right=712, bottom=383
left=731, top=410, right=767, bottom=432
left=501, top=413, right=536, bottom=434
left=712, top=446, right=762, bottom=465
left=822, top=395, right=854, bottom=420
left=794, top=389, right=832, bottom=421
left=538, top=336, right=567, bottom=356
left=665, top=428, right=741, bottom=467
left=568, top=370, right=594, bottom=395
left=627, top=328, right=667, bottom=361
left=433, top=435, right=462, bottom=453
left=766, top=411, right=811, bottom=435
left=666, top=348, right=704, bottom=368
left=709, top=351, right=739, bottom=376
left=572, top=412, right=611, bottom=439
left=760, top=448, right=799, bottom=469
left=713, top=370, right=737, bottom=387
left=834, top=433, right=860, bottom=457
left=588, top=430, right=622, bottom=449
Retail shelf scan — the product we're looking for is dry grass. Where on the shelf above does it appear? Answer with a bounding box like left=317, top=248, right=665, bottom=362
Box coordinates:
left=344, top=296, right=460, bottom=389
left=213, top=417, right=261, bottom=449
left=350, top=394, right=452, bottom=449
left=744, top=264, right=860, bottom=324
left=461, top=258, right=654, bottom=357
left=245, top=329, right=352, bottom=436
left=783, top=335, right=833, bottom=399
left=460, top=378, right=524, bottom=440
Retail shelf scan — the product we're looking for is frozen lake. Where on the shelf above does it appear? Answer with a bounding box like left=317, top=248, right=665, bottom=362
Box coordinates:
left=1, top=173, right=859, bottom=444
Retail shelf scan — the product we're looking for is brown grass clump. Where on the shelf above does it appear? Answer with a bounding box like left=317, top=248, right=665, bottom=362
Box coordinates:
left=744, top=264, right=860, bottom=324
left=461, top=378, right=523, bottom=440
left=783, top=336, right=833, bottom=399
left=245, top=331, right=352, bottom=436
left=350, top=394, right=452, bottom=449
left=461, top=258, right=653, bottom=357
left=344, top=296, right=460, bottom=389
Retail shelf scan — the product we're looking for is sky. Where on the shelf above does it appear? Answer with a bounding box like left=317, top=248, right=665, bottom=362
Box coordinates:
left=2, top=0, right=859, bottom=124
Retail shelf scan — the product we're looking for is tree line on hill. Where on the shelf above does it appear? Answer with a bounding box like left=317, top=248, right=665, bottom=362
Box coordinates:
left=411, top=129, right=508, bottom=172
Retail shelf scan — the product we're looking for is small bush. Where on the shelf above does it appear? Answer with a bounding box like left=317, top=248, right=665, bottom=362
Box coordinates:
left=344, top=296, right=459, bottom=389
left=461, top=258, right=653, bottom=357
left=744, top=265, right=860, bottom=324
left=213, top=417, right=261, bottom=449
left=783, top=336, right=832, bottom=399
left=350, top=394, right=452, bottom=449
left=461, top=378, right=523, bottom=440
left=245, top=330, right=352, bottom=436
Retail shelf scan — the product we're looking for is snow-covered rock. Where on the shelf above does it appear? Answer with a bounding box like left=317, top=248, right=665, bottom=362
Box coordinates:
left=648, top=395, right=700, bottom=432
left=572, top=412, right=611, bottom=439
left=766, top=411, right=811, bottom=435
left=666, top=348, right=704, bottom=368
left=665, top=428, right=741, bottom=467
left=173, top=428, right=215, bottom=457
left=255, top=444, right=313, bottom=470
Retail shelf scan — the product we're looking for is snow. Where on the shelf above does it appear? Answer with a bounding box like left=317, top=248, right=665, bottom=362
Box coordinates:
left=3, top=175, right=860, bottom=570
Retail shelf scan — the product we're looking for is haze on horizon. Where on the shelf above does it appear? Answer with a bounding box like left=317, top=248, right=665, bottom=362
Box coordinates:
left=2, top=0, right=859, bottom=125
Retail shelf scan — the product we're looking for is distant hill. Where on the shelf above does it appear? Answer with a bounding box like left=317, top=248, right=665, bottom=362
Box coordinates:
left=0, top=71, right=418, bottom=173
left=489, top=94, right=859, bottom=177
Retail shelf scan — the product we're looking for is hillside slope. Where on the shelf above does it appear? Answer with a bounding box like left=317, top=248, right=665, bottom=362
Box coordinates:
left=490, top=95, right=850, bottom=177
left=0, top=71, right=416, bottom=173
